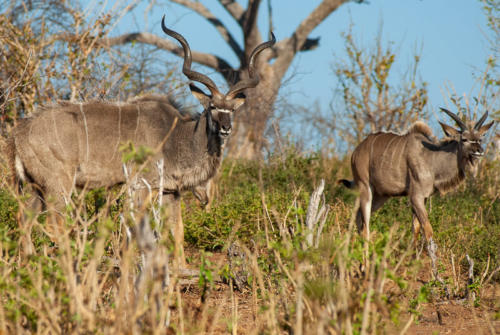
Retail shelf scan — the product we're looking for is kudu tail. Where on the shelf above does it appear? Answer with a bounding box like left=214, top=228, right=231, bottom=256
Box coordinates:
left=338, top=179, right=356, bottom=189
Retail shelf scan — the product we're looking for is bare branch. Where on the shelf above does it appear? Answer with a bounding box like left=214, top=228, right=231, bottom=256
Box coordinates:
left=243, top=0, right=262, bottom=38
left=218, top=0, right=245, bottom=25
left=273, top=0, right=349, bottom=77
left=171, top=0, right=244, bottom=60
left=99, top=32, right=234, bottom=78
left=295, top=0, right=348, bottom=49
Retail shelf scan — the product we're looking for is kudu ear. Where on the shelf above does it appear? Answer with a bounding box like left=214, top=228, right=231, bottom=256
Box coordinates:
left=231, top=97, right=246, bottom=111
left=439, top=122, right=460, bottom=138
left=478, top=121, right=494, bottom=136
left=189, top=83, right=212, bottom=109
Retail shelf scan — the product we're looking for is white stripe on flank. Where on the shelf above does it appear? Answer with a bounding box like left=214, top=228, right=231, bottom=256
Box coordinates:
left=134, top=105, right=141, bottom=141
left=79, top=103, right=90, bottom=162
left=110, top=104, right=122, bottom=162
left=52, top=110, right=67, bottom=158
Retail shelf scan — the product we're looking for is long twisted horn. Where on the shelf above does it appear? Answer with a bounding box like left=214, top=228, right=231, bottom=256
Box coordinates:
left=440, top=107, right=467, bottom=131
left=226, top=32, right=276, bottom=99
left=474, top=111, right=488, bottom=130
left=161, top=15, right=223, bottom=98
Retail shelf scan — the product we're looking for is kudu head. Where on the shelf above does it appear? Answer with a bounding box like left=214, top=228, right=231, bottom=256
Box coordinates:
left=439, top=107, right=494, bottom=167
left=161, top=16, right=276, bottom=138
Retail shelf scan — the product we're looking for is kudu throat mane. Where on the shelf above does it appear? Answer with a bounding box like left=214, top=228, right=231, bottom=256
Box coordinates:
left=428, top=139, right=466, bottom=195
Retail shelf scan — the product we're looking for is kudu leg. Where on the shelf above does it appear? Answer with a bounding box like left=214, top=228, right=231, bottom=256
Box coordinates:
left=410, top=195, right=442, bottom=282
left=356, top=193, right=387, bottom=273
left=17, top=185, right=44, bottom=257
left=357, top=182, right=373, bottom=240
left=356, top=183, right=373, bottom=274
left=411, top=215, right=426, bottom=259
left=45, top=185, right=73, bottom=236
left=411, top=215, right=421, bottom=247
left=358, top=189, right=389, bottom=236
left=18, top=169, right=75, bottom=256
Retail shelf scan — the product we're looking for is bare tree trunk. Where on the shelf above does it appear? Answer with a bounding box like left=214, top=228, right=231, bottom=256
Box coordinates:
left=227, top=69, right=279, bottom=159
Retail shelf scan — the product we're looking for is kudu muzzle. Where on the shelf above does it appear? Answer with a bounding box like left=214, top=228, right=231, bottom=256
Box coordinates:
left=217, top=110, right=232, bottom=137
left=470, top=141, right=484, bottom=157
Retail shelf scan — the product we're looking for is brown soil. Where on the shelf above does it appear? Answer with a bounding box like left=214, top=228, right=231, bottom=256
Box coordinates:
left=175, top=250, right=499, bottom=334
left=404, top=301, right=499, bottom=335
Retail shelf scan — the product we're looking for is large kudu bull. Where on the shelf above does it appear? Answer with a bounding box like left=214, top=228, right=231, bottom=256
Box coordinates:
left=4, top=16, right=275, bottom=261
left=339, top=108, right=494, bottom=279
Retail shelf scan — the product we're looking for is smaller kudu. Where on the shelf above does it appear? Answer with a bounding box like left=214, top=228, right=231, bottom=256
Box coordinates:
left=4, top=16, right=276, bottom=262
left=339, top=108, right=494, bottom=278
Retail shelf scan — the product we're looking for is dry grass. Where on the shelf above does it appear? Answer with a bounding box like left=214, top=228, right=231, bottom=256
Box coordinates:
left=0, top=154, right=498, bottom=334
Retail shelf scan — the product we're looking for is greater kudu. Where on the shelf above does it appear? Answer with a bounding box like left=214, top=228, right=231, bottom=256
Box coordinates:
left=4, top=16, right=275, bottom=261
left=339, top=108, right=494, bottom=278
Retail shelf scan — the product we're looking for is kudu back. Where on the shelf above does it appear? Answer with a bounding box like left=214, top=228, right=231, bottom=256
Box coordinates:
left=6, top=16, right=275, bottom=260
left=340, top=108, right=494, bottom=277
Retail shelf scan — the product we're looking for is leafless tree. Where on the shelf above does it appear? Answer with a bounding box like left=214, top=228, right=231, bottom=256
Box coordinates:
left=102, top=0, right=365, bottom=159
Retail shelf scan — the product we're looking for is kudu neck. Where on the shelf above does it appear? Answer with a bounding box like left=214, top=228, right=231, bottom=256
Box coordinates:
left=433, top=139, right=467, bottom=193
left=192, top=110, right=223, bottom=157
left=442, top=140, right=468, bottom=173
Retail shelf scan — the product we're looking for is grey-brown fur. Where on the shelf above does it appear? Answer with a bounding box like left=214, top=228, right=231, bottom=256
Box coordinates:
left=10, top=96, right=222, bottom=205
left=339, top=108, right=494, bottom=278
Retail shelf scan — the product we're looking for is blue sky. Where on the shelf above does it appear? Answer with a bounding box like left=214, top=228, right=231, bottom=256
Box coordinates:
left=108, top=0, right=494, bottom=123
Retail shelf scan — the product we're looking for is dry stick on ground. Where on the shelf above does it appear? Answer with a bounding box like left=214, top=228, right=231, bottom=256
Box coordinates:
left=451, top=253, right=459, bottom=294
left=465, top=254, right=476, bottom=304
